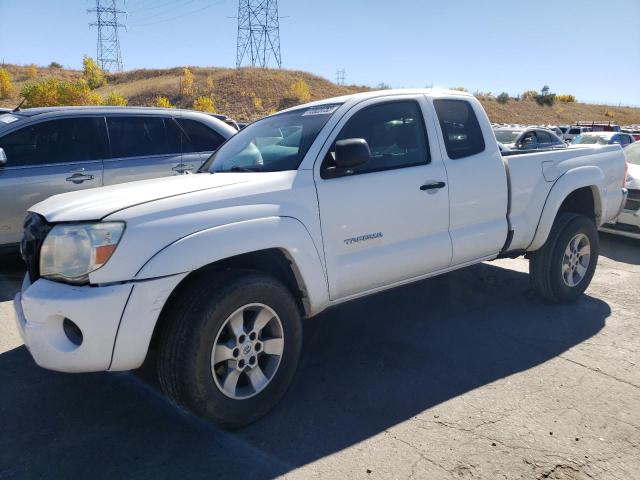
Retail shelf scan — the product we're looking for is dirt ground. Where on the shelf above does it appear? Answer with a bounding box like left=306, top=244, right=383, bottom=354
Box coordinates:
left=0, top=232, right=638, bottom=480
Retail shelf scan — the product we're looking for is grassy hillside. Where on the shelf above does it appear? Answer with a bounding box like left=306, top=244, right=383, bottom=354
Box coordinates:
left=2, top=63, right=639, bottom=125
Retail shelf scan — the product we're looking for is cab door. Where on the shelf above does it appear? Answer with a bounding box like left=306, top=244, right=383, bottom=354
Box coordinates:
left=314, top=96, right=452, bottom=300
left=430, top=97, right=509, bottom=265
left=0, top=116, right=106, bottom=246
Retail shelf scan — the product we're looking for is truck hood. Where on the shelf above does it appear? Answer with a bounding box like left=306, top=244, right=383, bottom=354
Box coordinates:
left=30, top=173, right=253, bottom=223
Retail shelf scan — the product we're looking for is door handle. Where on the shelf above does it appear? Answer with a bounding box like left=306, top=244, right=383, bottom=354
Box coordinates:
left=172, top=163, right=192, bottom=174
left=66, top=172, right=95, bottom=184
left=420, top=181, right=446, bottom=191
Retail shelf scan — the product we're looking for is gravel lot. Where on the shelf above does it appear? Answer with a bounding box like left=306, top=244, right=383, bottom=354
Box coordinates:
left=0, top=233, right=638, bottom=480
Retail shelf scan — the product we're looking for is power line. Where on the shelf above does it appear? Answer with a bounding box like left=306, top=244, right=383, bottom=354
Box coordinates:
left=336, top=68, right=346, bottom=86
left=128, top=1, right=222, bottom=29
left=236, top=0, right=282, bottom=68
left=88, top=0, right=125, bottom=72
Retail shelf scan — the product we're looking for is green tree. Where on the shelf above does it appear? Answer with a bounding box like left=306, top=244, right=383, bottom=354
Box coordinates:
left=83, top=56, right=106, bottom=89
left=0, top=68, right=14, bottom=99
left=103, top=91, right=128, bottom=106
left=192, top=96, right=216, bottom=113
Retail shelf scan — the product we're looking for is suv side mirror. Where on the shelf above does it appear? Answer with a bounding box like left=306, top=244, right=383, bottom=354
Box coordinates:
left=334, top=138, right=370, bottom=169
left=0, top=147, right=6, bottom=167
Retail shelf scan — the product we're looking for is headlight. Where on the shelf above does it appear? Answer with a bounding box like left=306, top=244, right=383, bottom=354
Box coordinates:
left=40, top=222, right=125, bottom=284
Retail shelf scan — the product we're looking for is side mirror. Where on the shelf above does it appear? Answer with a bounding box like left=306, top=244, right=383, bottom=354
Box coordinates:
left=0, top=147, right=6, bottom=167
left=334, top=138, right=370, bottom=169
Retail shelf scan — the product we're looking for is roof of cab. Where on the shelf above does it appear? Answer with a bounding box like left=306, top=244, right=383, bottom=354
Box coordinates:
left=279, top=88, right=474, bottom=114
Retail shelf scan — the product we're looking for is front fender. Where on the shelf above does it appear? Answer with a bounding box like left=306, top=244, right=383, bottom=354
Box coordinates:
left=528, top=166, right=604, bottom=251
left=135, top=216, right=329, bottom=316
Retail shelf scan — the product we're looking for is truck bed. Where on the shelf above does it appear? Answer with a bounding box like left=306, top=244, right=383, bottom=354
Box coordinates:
left=504, top=145, right=626, bottom=251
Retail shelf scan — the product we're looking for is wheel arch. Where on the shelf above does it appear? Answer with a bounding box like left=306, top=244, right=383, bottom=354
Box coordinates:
left=528, top=166, right=604, bottom=251
left=148, top=247, right=311, bottom=351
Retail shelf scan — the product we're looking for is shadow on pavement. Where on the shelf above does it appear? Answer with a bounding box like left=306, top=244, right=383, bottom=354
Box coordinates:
left=0, top=262, right=610, bottom=479
left=599, top=232, right=640, bottom=265
left=0, top=252, right=23, bottom=302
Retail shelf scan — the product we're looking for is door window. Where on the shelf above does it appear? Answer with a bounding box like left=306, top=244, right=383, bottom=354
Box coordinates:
left=107, top=116, right=180, bottom=158
left=0, top=117, right=108, bottom=167
left=322, top=100, right=429, bottom=177
left=177, top=118, right=225, bottom=153
left=520, top=131, right=537, bottom=147
left=536, top=130, right=553, bottom=144
left=433, top=99, right=485, bottom=159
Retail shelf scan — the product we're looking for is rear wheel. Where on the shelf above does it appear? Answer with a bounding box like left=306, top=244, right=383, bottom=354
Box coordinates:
left=529, top=213, right=599, bottom=302
left=157, top=271, right=303, bottom=429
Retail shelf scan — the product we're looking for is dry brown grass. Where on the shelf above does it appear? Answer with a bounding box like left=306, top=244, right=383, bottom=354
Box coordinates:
left=479, top=96, right=640, bottom=126
left=2, top=63, right=639, bottom=125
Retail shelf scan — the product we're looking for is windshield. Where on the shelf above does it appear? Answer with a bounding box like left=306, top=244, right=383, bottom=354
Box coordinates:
left=572, top=134, right=611, bottom=145
left=201, top=104, right=341, bottom=173
left=625, top=142, right=640, bottom=165
left=494, top=130, right=521, bottom=144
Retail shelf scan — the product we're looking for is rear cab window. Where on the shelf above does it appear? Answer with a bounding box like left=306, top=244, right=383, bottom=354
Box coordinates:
left=433, top=99, right=485, bottom=159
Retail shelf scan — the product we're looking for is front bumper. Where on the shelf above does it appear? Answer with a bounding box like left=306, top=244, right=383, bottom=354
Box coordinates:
left=14, top=275, right=133, bottom=372
left=600, top=189, right=640, bottom=239
left=600, top=209, right=640, bottom=239
left=13, top=272, right=187, bottom=373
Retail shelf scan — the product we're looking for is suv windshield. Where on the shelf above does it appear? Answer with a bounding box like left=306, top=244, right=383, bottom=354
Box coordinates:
left=572, top=134, right=611, bottom=145
left=201, top=104, right=342, bottom=173
left=494, top=130, right=522, bottom=143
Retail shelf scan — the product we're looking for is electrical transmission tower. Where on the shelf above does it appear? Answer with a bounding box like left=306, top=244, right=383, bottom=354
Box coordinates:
left=88, top=0, right=125, bottom=72
left=236, top=0, right=282, bottom=68
left=336, top=69, right=346, bottom=85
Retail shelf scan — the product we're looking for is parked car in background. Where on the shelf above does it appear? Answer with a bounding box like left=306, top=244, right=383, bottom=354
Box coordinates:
left=0, top=106, right=236, bottom=249
left=622, top=126, right=640, bottom=141
left=210, top=113, right=241, bottom=131
left=574, top=121, right=621, bottom=133
left=563, top=125, right=592, bottom=142
left=493, top=126, right=566, bottom=151
left=601, top=141, right=640, bottom=239
left=569, top=132, right=635, bottom=149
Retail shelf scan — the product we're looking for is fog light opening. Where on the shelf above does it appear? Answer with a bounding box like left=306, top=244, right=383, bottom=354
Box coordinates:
left=63, top=318, right=83, bottom=346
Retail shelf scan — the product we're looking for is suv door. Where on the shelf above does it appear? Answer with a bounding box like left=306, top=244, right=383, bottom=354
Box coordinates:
left=103, top=115, right=182, bottom=185
left=314, top=97, right=452, bottom=300
left=176, top=118, right=226, bottom=173
left=0, top=116, right=106, bottom=246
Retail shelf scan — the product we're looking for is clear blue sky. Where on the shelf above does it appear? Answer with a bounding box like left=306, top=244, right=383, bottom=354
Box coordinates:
left=1, top=0, right=639, bottom=105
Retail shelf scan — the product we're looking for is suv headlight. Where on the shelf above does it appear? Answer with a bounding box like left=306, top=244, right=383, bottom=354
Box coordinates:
left=40, top=222, right=125, bottom=284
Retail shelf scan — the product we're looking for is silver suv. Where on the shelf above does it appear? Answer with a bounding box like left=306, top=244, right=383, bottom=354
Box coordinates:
left=0, top=106, right=236, bottom=249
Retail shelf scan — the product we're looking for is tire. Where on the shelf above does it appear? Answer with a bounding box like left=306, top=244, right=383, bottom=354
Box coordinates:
left=529, top=213, right=599, bottom=303
left=157, top=271, right=303, bottom=429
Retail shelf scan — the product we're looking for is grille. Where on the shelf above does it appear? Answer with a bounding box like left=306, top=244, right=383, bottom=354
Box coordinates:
left=20, top=213, right=52, bottom=282
left=626, top=189, right=640, bottom=212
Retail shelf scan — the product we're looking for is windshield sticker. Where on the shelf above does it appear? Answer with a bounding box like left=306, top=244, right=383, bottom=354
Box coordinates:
left=302, top=104, right=341, bottom=116
left=0, top=114, right=19, bottom=124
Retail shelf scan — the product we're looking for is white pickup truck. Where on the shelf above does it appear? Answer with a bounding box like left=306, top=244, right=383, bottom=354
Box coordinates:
left=14, top=89, right=627, bottom=428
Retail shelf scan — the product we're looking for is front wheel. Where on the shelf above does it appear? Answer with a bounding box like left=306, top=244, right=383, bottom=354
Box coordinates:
left=157, top=271, right=303, bottom=429
left=529, top=213, right=599, bottom=302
